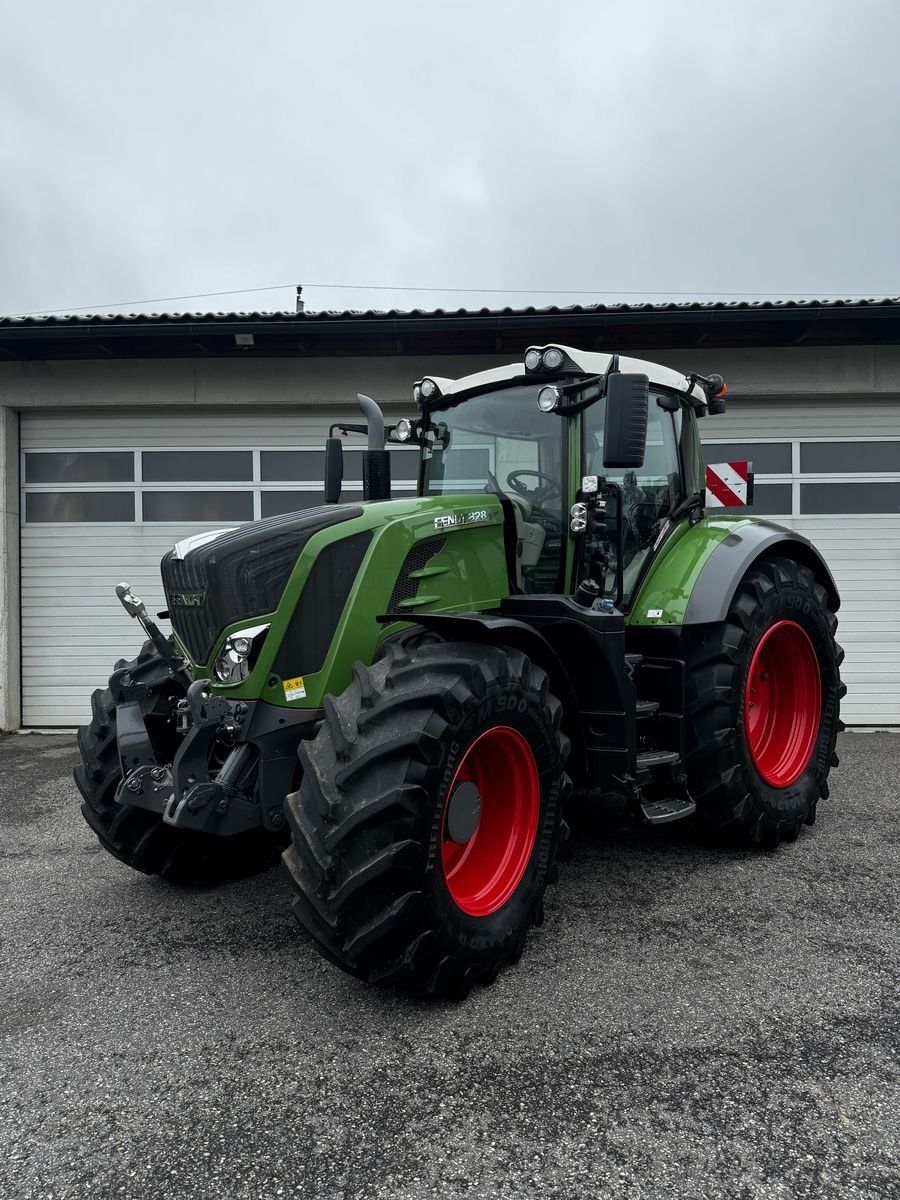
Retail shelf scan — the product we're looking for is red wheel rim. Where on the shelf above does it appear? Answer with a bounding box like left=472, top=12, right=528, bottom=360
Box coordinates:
left=744, top=620, right=822, bottom=788
left=441, top=726, right=540, bottom=917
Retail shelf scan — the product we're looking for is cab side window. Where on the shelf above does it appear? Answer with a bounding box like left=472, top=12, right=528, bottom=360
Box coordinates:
left=583, top=392, right=682, bottom=603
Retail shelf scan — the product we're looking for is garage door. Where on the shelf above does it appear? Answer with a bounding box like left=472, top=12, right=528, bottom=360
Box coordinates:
left=20, top=409, right=414, bottom=726
left=20, top=402, right=900, bottom=727
left=703, top=397, right=900, bottom=726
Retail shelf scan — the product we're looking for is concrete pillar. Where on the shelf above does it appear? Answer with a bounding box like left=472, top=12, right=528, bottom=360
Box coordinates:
left=0, top=406, right=20, bottom=730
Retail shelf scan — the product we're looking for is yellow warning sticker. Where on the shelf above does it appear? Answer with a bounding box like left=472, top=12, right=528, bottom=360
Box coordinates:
left=282, top=676, right=306, bottom=701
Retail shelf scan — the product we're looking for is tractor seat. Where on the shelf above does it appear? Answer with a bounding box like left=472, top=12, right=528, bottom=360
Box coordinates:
left=505, top=492, right=547, bottom=591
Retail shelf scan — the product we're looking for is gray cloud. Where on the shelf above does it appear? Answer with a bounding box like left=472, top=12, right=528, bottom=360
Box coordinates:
left=1, top=0, right=898, bottom=316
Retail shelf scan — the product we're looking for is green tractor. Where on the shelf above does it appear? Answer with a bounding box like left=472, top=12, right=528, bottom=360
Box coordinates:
left=75, top=345, right=845, bottom=997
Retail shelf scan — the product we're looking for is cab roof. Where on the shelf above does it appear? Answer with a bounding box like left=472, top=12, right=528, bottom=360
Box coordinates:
left=426, top=346, right=708, bottom=406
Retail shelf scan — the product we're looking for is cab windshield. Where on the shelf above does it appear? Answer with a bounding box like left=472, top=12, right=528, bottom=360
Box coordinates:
left=422, top=384, right=565, bottom=593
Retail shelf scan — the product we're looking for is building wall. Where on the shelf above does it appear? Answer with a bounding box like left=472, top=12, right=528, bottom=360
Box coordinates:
left=0, top=407, right=20, bottom=729
left=3, top=343, right=900, bottom=411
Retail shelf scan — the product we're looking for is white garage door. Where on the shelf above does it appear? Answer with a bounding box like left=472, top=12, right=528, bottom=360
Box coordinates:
left=20, top=401, right=900, bottom=727
left=20, top=409, right=415, bottom=726
left=703, top=397, right=900, bottom=726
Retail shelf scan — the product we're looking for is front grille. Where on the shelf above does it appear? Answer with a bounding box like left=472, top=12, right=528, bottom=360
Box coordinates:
left=161, top=504, right=362, bottom=664
left=162, top=553, right=214, bottom=662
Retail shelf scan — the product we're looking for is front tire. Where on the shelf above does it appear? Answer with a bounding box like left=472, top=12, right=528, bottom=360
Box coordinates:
left=684, top=555, right=845, bottom=846
left=283, top=640, right=571, bottom=998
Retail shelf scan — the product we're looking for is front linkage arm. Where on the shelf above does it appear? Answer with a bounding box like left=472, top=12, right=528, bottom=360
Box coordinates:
left=115, top=582, right=191, bottom=686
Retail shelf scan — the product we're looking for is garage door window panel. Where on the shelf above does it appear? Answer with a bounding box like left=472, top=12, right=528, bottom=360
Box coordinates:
left=25, top=451, right=136, bottom=484
left=142, top=451, right=253, bottom=482
left=25, top=491, right=136, bottom=523
left=142, top=491, right=254, bottom=522
left=701, top=441, right=792, bottom=475
left=800, top=441, right=900, bottom=474
left=800, top=483, right=900, bottom=515
left=260, top=450, right=324, bottom=481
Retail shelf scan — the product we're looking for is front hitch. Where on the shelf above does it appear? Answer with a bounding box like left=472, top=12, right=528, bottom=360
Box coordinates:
left=115, top=677, right=266, bottom=836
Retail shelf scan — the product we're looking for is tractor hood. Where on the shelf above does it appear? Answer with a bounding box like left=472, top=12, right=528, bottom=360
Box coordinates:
left=160, top=504, right=362, bottom=664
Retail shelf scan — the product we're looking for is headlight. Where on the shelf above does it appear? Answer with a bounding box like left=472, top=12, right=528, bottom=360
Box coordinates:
left=395, top=418, right=412, bottom=441
left=214, top=623, right=270, bottom=684
left=537, top=385, right=560, bottom=412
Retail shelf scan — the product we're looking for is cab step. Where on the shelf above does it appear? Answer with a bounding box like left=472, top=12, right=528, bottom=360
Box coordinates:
left=635, top=699, right=659, bottom=719
left=640, top=796, right=697, bottom=825
left=636, top=749, right=680, bottom=771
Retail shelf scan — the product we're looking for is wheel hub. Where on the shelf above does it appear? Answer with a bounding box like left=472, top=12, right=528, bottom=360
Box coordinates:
left=441, top=725, right=540, bottom=917
left=445, top=781, right=482, bottom=844
left=744, top=619, right=822, bottom=788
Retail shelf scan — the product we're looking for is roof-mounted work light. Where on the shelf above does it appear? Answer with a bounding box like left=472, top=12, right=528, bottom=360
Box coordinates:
left=524, top=345, right=571, bottom=374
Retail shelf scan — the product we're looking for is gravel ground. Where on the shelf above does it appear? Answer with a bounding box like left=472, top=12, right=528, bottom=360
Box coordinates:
left=1, top=730, right=899, bottom=1200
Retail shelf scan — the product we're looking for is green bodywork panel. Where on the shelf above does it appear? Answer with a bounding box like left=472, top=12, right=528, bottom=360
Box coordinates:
left=627, top=513, right=756, bottom=626
left=182, top=493, right=509, bottom=708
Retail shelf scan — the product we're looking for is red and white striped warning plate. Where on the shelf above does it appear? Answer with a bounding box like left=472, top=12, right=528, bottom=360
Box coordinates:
left=705, top=461, right=752, bottom=507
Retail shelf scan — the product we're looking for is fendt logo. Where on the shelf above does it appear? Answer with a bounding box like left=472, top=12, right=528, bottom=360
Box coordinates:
left=170, top=591, right=205, bottom=607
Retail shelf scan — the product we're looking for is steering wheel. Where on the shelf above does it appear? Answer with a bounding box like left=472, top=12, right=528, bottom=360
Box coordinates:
left=506, top=469, right=561, bottom=505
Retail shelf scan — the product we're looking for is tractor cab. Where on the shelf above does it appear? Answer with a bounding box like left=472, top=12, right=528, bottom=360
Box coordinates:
left=410, top=345, right=723, bottom=609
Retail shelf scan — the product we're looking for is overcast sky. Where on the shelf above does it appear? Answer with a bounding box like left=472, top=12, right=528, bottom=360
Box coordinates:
left=1, top=0, right=898, bottom=317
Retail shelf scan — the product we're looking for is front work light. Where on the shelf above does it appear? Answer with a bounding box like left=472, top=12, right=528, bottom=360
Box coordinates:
left=537, top=385, right=561, bottom=412
left=570, top=501, right=588, bottom=534
left=420, top=378, right=439, bottom=400
left=542, top=347, right=564, bottom=371
left=524, top=348, right=543, bottom=372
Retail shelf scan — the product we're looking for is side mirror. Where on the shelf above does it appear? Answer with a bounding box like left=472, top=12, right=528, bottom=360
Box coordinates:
left=603, top=373, right=649, bottom=469
left=324, top=436, right=343, bottom=504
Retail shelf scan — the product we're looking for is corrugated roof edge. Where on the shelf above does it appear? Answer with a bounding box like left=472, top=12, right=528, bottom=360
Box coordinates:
left=3, top=296, right=900, bottom=326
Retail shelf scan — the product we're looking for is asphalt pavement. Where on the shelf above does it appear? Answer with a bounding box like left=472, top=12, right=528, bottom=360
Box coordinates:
left=1, top=730, right=899, bottom=1200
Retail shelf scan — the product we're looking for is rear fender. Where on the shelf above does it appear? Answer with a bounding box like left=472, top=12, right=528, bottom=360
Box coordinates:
left=683, top=520, right=840, bottom=624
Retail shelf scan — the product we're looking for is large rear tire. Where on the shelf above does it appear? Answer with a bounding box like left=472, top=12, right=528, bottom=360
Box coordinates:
left=684, top=555, right=845, bottom=847
left=74, top=641, right=283, bottom=885
left=283, top=640, right=571, bottom=998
